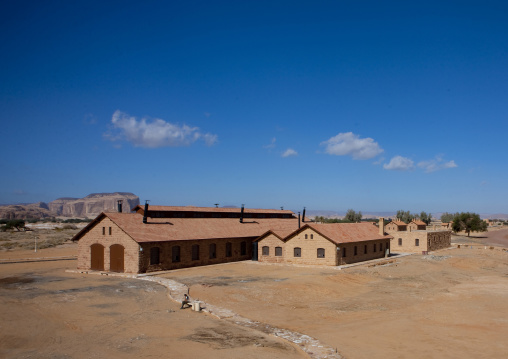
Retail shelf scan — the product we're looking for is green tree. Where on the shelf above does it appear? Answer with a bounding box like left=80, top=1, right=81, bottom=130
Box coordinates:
left=452, top=212, right=488, bottom=236
left=344, top=209, right=362, bottom=223
left=440, top=212, right=456, bottom=223
left=419, top=211, right=432, bottom=225
left=5, top=219, right=26, bottom=231
left=396, top=210, right=414, bottom=224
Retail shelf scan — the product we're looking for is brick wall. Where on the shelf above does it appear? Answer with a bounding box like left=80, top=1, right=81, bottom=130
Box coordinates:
left=77, top=217, right=140, bottom=273
left=138, top=237, right=254, bottom=273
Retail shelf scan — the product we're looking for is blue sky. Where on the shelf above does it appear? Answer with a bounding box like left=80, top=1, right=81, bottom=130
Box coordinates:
left=1, top=0, right=507, bottom=214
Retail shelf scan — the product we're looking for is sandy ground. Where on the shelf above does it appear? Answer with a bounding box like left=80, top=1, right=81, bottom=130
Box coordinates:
left=0, top=245, right=306, bottom=359
left=1, top=228, right=507, bottom=358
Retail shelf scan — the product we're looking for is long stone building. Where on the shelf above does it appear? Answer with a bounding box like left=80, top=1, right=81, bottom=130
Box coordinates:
left=255, top=221, right=392, bottom=266
left=73, top=204, right=303, bottom=273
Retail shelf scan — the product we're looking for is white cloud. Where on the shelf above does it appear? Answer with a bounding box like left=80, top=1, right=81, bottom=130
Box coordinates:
left=263, top=137, right=276, bottom=149
left=105, top=110, right=218, bottom=148
left=321, top=132, right=383, bottom=160
left=417, top=156, right=458, bottom=173
left=383, top=156, right=415, bottom=171
left=282, top=148, right=298, bottom=157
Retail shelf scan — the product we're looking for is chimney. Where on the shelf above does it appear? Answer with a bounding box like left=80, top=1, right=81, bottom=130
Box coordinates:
left=298, top=212, right=301, bottom=229
left=379, top=217, right=385, bottom=236
left=117, top=200, right=123, bottom=213
left=143, top=200, right=150, bottom=224
left=240, top=204, right=244, bottom=223
left=302, top=207, right=306, bottom=223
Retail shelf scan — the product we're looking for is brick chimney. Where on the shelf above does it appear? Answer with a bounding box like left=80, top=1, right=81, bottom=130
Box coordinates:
left=379, top=217, right=385, bottom=236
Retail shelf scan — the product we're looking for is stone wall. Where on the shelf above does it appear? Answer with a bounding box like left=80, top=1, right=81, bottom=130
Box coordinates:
left=427, top=231, right=451, bottom=251
left=257, top=227, right=391, bottom=266
left=389, top=230, right=452, bottom=253
left=139, top=237, right=253, bottom=273
left=77, top=217, right=140, bottom=273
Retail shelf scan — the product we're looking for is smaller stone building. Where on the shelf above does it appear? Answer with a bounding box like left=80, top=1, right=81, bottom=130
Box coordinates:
left=408, top=220, right=427, bottom=231
left=255, top=222, right=393, bottom=266
left=388, top=228, right=451, bottom=253
left=385, top=220, right=407, bottom=232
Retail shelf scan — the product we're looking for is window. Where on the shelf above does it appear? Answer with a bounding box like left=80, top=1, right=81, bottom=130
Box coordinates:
left=262, top=246, right=269, bottom=256
left=398, top=238, right=402, bottom=246
left=209, top=243, right=216, bottom=259
left=364, top=245, right=367, bottom=254
left=102, top=227, right=105, bottom=235
left=380, top=243, right=383, bottom=252
left=373, top=244, right=377, bottom=252
left=226, top=242, right=232, bottom=257
left=109, top=227, right=112, bottom=235
left=172, top=246, right=180, bottom=263
left=415, top=238, right=420, bottom=246
left=192, top=244, right=200, bottom=260
left=342, top=248, right=346, bottom=257
left=275, top=247, right=282, bottom=256
left=305, top=234, right=308, bottom=239
left=150, top=247, right=160, bottom=265
left=317, top=248, right=325, bottom=258
left=294, top=247, right=301, bottom=257
left=240, top=241, right=247, bottom=256
left=354, top=246, right=358, bottom=256
left=310, top=234, right=313, bottom=239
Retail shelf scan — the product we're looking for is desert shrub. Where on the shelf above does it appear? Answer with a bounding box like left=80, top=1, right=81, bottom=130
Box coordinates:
left=62, top=224, right=77, bottom=230
left=0, top=225, right=6, bottom=232
left=0, top=219, right=7, bottom=224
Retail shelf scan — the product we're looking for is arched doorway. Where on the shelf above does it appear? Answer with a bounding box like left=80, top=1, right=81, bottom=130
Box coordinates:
left=90, top=243, right=104, bottom=271
left=110, top=244, right=125, bottom=272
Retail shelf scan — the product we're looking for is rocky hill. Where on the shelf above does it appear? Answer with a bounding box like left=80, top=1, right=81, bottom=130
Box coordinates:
left=0, top=202, right=53, bottom=220
left=0, top=193, right=140, bottom=219
left=48, top=192, right=139, bottom=217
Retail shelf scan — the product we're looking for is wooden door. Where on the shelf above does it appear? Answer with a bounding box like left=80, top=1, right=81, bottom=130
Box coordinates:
left=91, top=244, right=104, bottom=271
left=110, top=244, right=125, bottom=272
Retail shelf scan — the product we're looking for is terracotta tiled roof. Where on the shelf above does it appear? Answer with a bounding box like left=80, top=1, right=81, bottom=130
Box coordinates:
left=302, top=223, right=392, bottom=244
left=132, top=205, right=295, bottom=215
left=410, top=220, right=427, bottom=226
left=389, top=220, right=407, bottom=226
left=75, top=213, right=302, bottom=243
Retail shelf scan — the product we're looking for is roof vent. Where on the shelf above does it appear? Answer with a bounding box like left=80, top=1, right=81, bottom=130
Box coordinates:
left=240, top=204, right=244, bottom=223
left=143, top=200, right=150, bottom=224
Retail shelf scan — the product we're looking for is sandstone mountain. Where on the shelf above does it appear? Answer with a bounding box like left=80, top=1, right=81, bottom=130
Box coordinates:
left=0, top=202, right=53, bottom=220
left=0, top=193, right=140, bottom=219
left=48, top=192, right=139, bottom=217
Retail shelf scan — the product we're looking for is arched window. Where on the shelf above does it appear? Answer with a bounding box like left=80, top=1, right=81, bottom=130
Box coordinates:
left=310, top=234, right=314, bottom=239
left=294, top=247, right=301, bottom=257
left=275, top=247, right=282, bottom=256
left=354, top=246, right=358, bottom=256
left=262, top=246, right=269, bottom=256
left=150, top=247, right=160, bottom=265
left=226, top=242, right=232, bottom=257
left=305, top=234, right=308, bottom=239
left=317, top=248, right=325, bottom=258
left=172, top=246, right=180, bottom=262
